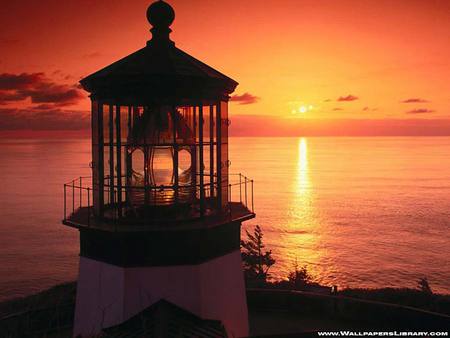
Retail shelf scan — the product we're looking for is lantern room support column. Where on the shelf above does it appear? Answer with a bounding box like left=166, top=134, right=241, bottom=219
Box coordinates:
left=115, top=105, right=122, bottom=218
left=126, top=106, right=132, bottom=207
left=209, top=105, right=215, bottom=198
left=198, top=104, right=205, bottom=215
left=93, top=101, right=104, bottom=217
left=216, top=102, right=222, bottom=210
left=144, top=143, right=149, bottom=206
left=172, top=106, right=179, bottom=204
left=192, top=106, right=197, bottom=198
left=109, top=105, right=115, bottom=207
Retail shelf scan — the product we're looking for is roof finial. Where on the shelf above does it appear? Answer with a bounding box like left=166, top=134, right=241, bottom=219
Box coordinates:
left=146, top=0, right=175, bottom=46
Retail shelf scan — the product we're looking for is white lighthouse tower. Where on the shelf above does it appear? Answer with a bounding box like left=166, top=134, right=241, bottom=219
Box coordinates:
left=63, top=1, right=255, bottom=337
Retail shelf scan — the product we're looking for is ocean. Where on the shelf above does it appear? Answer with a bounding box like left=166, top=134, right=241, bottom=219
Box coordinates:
left=0, top=137, right=449, bottom=301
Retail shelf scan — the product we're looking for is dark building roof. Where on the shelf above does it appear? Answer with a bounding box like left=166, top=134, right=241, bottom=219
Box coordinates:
left=80, top=1, right=238, bottom=103
left=102, top=299, right=227, bottom=338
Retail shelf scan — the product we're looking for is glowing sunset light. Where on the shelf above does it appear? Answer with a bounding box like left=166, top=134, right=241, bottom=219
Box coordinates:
left=2, top=2, right=450, bottom=335
left=0, top=0, right=449, bottom=136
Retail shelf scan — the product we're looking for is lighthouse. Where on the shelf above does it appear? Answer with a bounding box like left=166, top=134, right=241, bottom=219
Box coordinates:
left=63, top=1, right=255, bottom=337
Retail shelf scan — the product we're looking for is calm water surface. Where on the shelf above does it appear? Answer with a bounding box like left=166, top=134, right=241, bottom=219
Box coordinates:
left=0, top=137, right=449, bottom=301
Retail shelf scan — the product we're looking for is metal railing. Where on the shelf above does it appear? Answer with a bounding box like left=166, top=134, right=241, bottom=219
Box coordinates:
left=63, top=173, right=254, bottom=226
left=63, top=176, right=92, bottom=226
left=228, top=173, right=255, bottom=213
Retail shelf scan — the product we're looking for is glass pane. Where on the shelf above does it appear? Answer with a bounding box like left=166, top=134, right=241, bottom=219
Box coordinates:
left=151, top=147, right=174, bottom=186
left=129, top=148, right=145, bottom=208
left=158, top=106, right=173, bottom=144
left=178, top=148, right=191, bottom=171
left=112, top=105, right=117, bottom=143
left=195, top=143, right=202, bottom=200
left=131, top=148, right=145, bottom=187
left=103, top=104, right=110, bottom=145
left=203, top=105, right=211, bottom=143
left=221, top=143, right=229, bottom=207
left=210, top=105, right=216, bottom=143
left=210, top=143, right=216, bottom=197
left=109, top=136, right=116, bottom=189
left=177, top=106, right=195, bottom=144
left=220, top=101, right=228, bottom=143
left=121, top=146, right=127, bottom=188
left=178, top=148, right=192, bottom=186
left=195, top=106, right=200, bottom=143
left=130, top=106, right=144, bottom=145
left=203, top=145, right=211, bottom=189
left=103, top=148, right=110, bottom=180
left=103, top=147, right=111, bottom=204
left=120, top=106, right=129, bottom=143
left=131, top=106, right=175, bottom=145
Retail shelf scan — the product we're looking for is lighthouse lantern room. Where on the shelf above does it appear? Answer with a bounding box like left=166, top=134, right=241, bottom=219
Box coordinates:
left=63, top=1, right=255, bottom=337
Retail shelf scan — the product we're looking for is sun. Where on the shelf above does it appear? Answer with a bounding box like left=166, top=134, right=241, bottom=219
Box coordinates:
left=296, top=105, right=314, bottom=114
left=289, top=101, right=315, bottom=116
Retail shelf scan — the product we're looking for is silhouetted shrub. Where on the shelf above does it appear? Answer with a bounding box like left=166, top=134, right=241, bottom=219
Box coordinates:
left=417, top=277, right=433, bottom=294
left=241, top=225, right=275, bottom=286
left=287, top=260, right=312, bottom=290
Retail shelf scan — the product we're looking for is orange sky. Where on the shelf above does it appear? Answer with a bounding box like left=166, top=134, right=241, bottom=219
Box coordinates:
left=1, top=0, right=449, bottom=135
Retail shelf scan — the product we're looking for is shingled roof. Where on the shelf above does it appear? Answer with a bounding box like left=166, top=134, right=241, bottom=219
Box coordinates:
left=79, top=43, right=238, bottom=102
left=81, top=44, right=237, bottom=89
left=102, top=299, right=227, bottom=338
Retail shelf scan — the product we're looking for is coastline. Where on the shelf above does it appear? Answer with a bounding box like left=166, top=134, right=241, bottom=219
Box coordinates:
left=1, top=281, right=449, bottom=337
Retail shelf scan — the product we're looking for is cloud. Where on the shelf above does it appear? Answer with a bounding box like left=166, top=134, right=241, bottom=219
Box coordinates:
left=323, top=99, right=332, bottom=102
left=337, top=95, right=358, bottom=102
left=363, top=106, right=378, bottom=111
left=20, top=86, right=83, bottom=105
left=0, top=107, right=90, bottom=131
left=401, top=98, right=429, bottom=103
left=82, top=52, right=103, bottom=59
left=406, top=108, right=435, bottom=114
left=333, top=108, right=343, bottom=111
left=230, top=92, right=260, bottom=105
left=0, top=72, right=84, bottom=107
left=34, top=104, right=59, bottom=110
left=0, top=73, right=45, bottom=90
left=0, top=90, right=28, bottom=104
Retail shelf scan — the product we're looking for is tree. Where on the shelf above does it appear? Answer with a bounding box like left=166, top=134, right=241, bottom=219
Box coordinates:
left=241, top=225, right=275, bottom=284
left=417, top=277, right=433, bottom=294
left=287, top=259, right=312, bottom=290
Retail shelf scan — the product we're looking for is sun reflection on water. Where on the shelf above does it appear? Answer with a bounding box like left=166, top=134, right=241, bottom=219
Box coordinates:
left=293, top=138, right=314, bottom=225
left=297, top=138, right=310, bottom=194
left=283, top=138, right=323, bottom=280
